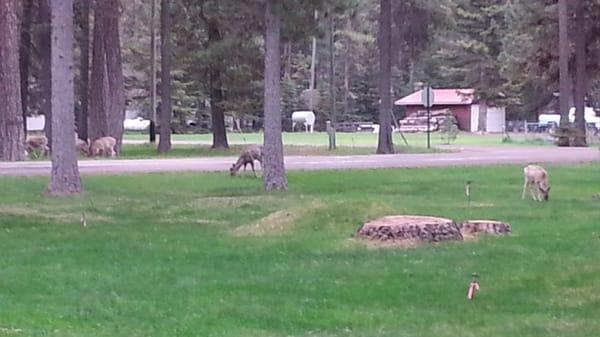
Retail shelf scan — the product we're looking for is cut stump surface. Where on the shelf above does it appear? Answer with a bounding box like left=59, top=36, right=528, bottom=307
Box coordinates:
left=357, top=215, right=463, bottom=243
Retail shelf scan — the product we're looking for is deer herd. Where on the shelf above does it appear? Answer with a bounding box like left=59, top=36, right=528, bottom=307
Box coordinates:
left=25, top=135, right=117, bottom=158
left=23, top=135, right=553, bottom=201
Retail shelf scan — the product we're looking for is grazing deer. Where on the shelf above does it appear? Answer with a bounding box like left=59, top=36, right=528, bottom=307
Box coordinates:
left=75, top=138, right=90, bottom=156
left=24, top=135, right=49, bottom=157
left=89, top=136, right=117, bottom=157
left=522, top=165, right=551, bottom=201
left=230, top=145, right=263, bottom=176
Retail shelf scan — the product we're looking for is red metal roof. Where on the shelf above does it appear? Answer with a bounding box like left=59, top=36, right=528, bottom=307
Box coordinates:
left=395, top=88, right=475, bottom=106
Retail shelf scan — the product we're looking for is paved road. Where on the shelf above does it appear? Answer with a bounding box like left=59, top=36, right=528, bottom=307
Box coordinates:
left=0, top=146, right=597, bottom=176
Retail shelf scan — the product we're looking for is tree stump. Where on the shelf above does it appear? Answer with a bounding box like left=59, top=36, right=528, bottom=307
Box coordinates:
left=459, top=220, right=512, bottom=236
left=357, top=215, right=463, bottom=243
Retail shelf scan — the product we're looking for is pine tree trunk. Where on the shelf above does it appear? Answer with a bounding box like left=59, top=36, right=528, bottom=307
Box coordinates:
left=39, top=0, right=52, bottom=149
left=19, top=0, right=34, bottom=135
left=329, top=12, right=336, bottom=150
left=89, top=5, right=109, bottom=142
left=149, top=0, right=157, bottom=143
left=47, top=0, right=82, bottom=196
left=478, top=99, right=488, bottom=133
left=104, top=0, right=125, bottom=153
left=376, top=0, right=394, bottom=154
left=158, top=0, right=172, bottom=153
left=557, top=0, right=570, bottom=146
left=263, top=0, right=288, bottom=191
left=343, top=16, right=351, bottom=116
left=0, top=0, right=26, bottom=161
left=89, top=0, right=124, bottom=152
left=573, top=0, right=587, bottom=146
left=76, top=0, right=89, bottom=141
left=207, top=20, right=228, bottom=149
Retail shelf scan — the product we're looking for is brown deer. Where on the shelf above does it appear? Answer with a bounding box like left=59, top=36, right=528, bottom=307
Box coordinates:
left=24, top=135, right=49, bottom=157
left=89, top=136, right=117, bottom=157
left=522, top=165, right=551, bottom=201
left=230, top=145, right=263, bottom=176
left=75, top=138, right=90, bottom=156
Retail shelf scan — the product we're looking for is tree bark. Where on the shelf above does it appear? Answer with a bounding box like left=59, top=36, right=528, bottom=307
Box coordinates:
left=207, top=19, right=228, bottom=149
left=104, top=0, right=125, bottom=153
left=376, top=0, right=394, bottom=154
left=149, top=0, right=157, bottom=143
left=76, top=0, right=89, bottom=141
left=158, top=0, right=172, bottom=153
left=343, top=15, right=351, bottom=116
left=263, top=0, right=288, bottom=191
left=19, top=0, right=34, bottom=135
left=557, top=0, right=571, bottom=146
left=47, top=0, right=82, bottom=196
left=573, top=0, right=587, bottom=146
left=478, top=99, right=488, bottom=133
left=89, top=3, right=109, bottom=142
left=39, top=0, right=52, bottom=149
left=329, top=12, right=336, bottom=150
left=0, top=0, right=26, bottom=161
left=89, top=0, right=124, bottom=152
left=308, top=10, right=318, bottom=111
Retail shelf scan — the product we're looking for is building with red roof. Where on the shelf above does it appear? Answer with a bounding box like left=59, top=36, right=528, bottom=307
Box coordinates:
left=395, top=88, right=505, bottom=132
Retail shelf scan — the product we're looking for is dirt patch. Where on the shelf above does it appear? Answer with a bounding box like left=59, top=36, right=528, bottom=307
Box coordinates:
left=232, top=200, right=324, bottom=236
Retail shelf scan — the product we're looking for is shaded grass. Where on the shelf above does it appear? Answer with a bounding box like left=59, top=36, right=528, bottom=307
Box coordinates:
left=0, top=165, right=599, bottom=336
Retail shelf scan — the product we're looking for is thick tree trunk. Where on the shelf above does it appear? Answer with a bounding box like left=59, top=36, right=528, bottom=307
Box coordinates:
left=158, top=0, right=172, bottom=153
left=19, top=0, right=34, bottom=135
left=557, top=0, right=570, bottom=146
left=308, top=11, right=318, bottom=111
left=263, top=0, right=288, bottom=191
left=573, top=0, right=587, bottom=146
left=47, top=0, right=82, bottom=196
left=76, top=0, right=89, bottom=141
left=89, top=0, right=124, bottom=152
left=376, top=0, right=394, bottom=154
left=89, top=6, right=109, bottom=142
left=149, top=0, right=157, bottom=143
left=0, top=0, right=26, bottom=161
left=343, top=16, right=351, bottom=116
left=329, top=12, right=336, bottom=150
left=478, top=99, right=488, bottom=133
left=104, top=0, right=125, bottom=153
left=207, top=20, right=228, bottom=149
left=39, top=0, right=52, bottom=149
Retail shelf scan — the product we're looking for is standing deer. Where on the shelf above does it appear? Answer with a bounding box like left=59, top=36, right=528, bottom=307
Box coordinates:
left=522, top=165, right=551, bottom=201
left=230, top=145, right=263, bottom=176
left=89, top=136, right=117, bottom=157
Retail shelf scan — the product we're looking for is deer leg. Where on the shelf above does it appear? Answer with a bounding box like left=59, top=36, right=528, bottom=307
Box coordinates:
left=530, top=184, right=539, bottom=201
left=250, top=161, right=256, bottom=177
left=522, top=180, right=529, bottom=200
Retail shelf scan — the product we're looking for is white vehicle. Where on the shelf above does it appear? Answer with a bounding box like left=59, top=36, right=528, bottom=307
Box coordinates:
left=124, top=117, right=151, bottom=131
left=538, top=114, right=560, bottom=126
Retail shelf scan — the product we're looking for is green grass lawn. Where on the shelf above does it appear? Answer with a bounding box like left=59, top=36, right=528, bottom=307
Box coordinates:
left=1, top=165, right=599, bottom=336
left=125, top=131, right=556, bottom=147
left=117, top=144, right=445, bottom=159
